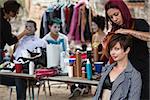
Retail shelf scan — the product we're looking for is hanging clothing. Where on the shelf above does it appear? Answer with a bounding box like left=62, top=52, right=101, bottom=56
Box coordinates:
left=67, top=2, right=92, bottom=43
left=40, top=7, right=54, bottom=38
left=65, top=4, right=74, bottom=34
left=40, top=4, right=68, bottom=38
left=83, top=7, right=92, bottom=42
left=67, top=2, right=84, bottom=43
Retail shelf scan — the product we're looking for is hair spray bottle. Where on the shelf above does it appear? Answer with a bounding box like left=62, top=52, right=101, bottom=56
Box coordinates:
left=86, top=59, right=92, bottom=80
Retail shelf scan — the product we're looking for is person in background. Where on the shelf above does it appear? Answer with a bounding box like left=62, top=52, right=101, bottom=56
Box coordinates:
left=13, top=20, right=47, bottom=100
left=13, top=20, right=47, bottom=60
left=91, top=15, right=105, bottom=62
left=42, top=17, right=69, bottom=69
left=103, top=0, right=149, bottom=99
left=0, top=0, right=31, bottom=62
left=94, top=33, right=142, bottom=100
left=0, top=1, right=31, bottom=100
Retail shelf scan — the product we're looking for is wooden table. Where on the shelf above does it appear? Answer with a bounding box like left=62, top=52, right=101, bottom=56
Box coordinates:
left=42, top=76, right=99, bottom=86
left=0, top=72, right=36, bottom=79
left=0, top=72, right=99, bottom=99
left=41, top=76, right=99, bottom=97
left=40, top=76, right=99, bottom=97
left=0, top=72, right=36, bottom=100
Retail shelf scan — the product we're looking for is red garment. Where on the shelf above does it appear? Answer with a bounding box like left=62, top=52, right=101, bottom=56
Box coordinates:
left=64, top=7, right=70, bottom=25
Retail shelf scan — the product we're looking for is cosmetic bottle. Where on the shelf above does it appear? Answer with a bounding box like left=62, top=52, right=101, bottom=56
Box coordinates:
left=86, top=59, right=92, bottom=80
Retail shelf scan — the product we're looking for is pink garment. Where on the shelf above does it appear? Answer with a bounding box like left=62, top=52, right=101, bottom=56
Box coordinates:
left=67, top=2, right=84, bottom=43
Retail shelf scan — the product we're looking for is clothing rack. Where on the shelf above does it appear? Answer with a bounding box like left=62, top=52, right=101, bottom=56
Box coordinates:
left=40, top=0, right=92, bottom=43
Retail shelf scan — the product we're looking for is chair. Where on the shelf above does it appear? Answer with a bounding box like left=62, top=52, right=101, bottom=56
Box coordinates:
left=8, top=84, right=35, bottom=100
left=36, top=79, right=51, bottom=100
left=35, top=67, right=59, bottom=98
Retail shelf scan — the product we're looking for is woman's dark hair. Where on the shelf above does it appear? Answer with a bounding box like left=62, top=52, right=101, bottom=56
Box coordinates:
left=26, top=20, right=37, bottom=31
left=4, top=1, right=21, bottom=14
left=107, top=33, right=132, bottom=57
left=105, top=0, right=133, bottom=31
left=92, top=15, right=105, bottom=31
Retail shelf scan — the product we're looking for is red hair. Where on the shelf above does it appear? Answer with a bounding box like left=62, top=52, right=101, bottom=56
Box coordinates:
left=105, top=0, right=133, bottom=31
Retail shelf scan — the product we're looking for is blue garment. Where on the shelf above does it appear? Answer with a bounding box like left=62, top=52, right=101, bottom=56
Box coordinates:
left=47, top=39, right=65, bottom=51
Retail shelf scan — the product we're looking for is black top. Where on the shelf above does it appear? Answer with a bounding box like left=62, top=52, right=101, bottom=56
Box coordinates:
left=0, top=8, right=18, bottom=50
left=129, top=18, right=149, bottom=99
left=129, top=19, right=149, bottom=79
left=102, top=75, right=113, bottom=90
left=100, top=75, right=113, bottom=98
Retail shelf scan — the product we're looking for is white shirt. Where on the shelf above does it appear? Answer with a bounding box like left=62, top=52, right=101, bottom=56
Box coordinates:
left=13, top=35, right=47, bottom=60
left=42, top=32, right=69, bottom=52
left=42, top=32, right=69, bottom=68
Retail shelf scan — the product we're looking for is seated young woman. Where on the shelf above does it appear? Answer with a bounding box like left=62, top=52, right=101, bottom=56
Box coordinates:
left=93, top=33, right=142, bottom=100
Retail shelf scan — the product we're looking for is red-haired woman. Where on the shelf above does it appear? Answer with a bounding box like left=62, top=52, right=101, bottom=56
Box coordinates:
left=102, top=0, right=150, bottom=99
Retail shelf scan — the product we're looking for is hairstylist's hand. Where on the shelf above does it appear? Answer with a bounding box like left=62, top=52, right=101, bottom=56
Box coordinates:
left=17, top=28, right=32, bottom=40
left=115, top=28, right=131, bottom=35
left=116, top=28, right=150, bottom=41
left=23, top=27, right=32, bottom=35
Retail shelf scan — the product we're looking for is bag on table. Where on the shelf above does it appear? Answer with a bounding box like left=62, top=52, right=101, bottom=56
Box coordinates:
left=35, top=67, right=59, bottom=79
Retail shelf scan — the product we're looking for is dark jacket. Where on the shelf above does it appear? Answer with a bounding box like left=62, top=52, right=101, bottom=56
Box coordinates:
left=0, top=8, right=18, bottom=50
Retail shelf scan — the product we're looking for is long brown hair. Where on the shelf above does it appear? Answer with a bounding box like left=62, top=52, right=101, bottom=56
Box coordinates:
left=100, top=0, right=134, bottom=63
left=100, top=32, right=114, bottom=62
left=105, top=0, right=133, bottom=32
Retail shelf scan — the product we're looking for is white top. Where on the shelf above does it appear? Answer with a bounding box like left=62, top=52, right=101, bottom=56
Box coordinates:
left=13, top=35, right=47, bottom=60
left=42, top=32, right=69, bottom=52
left=42, top=32, right=69, bottom=68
